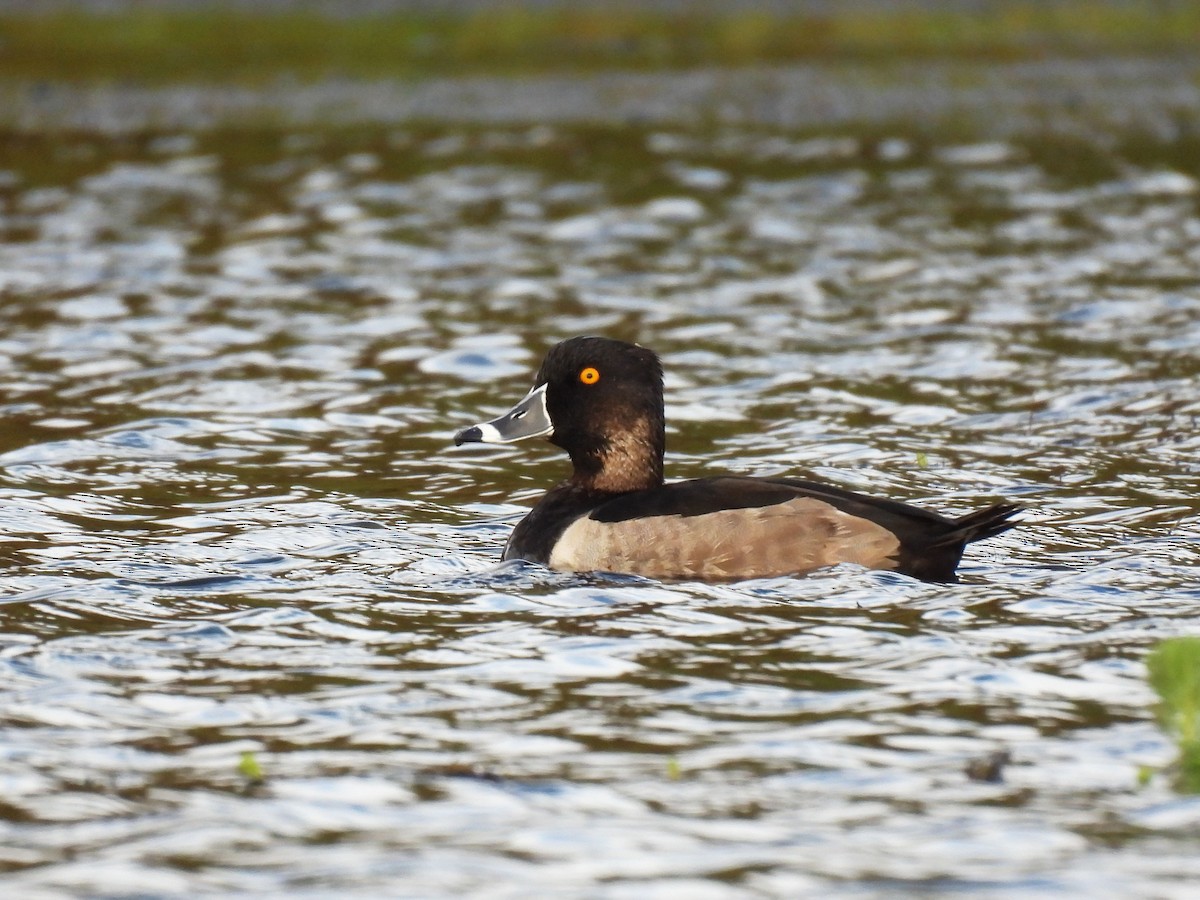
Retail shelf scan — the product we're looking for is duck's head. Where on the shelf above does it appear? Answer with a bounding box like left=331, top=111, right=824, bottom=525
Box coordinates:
left=454, top=336, right=665, bottom=493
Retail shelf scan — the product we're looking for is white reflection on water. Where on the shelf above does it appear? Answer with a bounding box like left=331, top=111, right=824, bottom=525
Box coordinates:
left=0, top=124, right=1198, bottom=895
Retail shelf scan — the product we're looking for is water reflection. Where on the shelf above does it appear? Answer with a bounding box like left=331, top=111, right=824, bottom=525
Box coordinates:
left=0, top=122, right=1197, bottom=894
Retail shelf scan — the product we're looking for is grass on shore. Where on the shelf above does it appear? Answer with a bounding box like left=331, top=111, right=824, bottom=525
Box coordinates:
left=0, top=4, right=1197, bottom=83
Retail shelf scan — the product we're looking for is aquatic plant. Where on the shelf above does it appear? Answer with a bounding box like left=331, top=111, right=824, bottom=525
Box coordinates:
left=238, top=750, right=266, bottom=788
left=1146, top=637, right=1200, bottom=792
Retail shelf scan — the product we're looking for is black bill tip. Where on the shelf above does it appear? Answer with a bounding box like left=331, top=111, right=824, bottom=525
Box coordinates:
left=454, top=426, right=483, bottom=446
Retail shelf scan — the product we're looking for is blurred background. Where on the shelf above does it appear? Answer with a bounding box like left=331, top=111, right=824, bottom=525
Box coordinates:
left=2, top=0, right=1199, bottom=129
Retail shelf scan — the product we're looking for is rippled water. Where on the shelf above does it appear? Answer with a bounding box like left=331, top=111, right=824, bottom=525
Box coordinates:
left=2, top=117, right=1200, bottom=896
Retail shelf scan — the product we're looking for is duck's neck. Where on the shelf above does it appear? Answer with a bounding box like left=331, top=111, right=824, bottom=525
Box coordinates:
left=567, top=418, right=664, bottom=495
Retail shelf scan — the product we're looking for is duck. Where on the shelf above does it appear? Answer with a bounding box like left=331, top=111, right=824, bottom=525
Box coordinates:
left=454, top=336, right=1021, bottom=583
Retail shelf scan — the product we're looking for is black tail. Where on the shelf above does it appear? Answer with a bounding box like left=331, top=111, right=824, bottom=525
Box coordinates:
left=944, top=503, right=1024, bottom=547
left=897, top=502, right=1022, bottom=582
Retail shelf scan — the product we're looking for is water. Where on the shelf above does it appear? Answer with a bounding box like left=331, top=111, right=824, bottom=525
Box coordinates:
left=1, top=95, right=1200, bottom=896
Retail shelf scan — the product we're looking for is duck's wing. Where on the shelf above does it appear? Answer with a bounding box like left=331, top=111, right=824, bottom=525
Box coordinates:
left=549, top=477, right=1020, bottom=582
left=761, top=479, right=1022, bottom=580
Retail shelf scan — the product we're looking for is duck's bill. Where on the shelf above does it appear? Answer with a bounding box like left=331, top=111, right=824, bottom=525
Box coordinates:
left=454, top=383, right=553, bottom=446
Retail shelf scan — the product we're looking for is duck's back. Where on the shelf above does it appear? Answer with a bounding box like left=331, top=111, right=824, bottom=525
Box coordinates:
left=507, top=477, right=1019, bottom=583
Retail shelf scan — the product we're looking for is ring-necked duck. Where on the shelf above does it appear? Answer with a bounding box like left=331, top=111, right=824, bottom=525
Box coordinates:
left=455, top=336, right=1021, bottom=582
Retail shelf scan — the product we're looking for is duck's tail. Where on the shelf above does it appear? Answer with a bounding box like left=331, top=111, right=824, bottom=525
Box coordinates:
left=947, top=502, right=1024, bottom=546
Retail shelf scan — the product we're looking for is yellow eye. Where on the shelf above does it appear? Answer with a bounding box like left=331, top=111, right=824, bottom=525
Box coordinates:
left=579, top=366, right=600, bottom=385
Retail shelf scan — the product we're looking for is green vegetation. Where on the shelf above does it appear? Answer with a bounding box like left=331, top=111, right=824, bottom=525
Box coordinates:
left=1146, top=638, right=1200, bottom=793
left=0, top=4, right=1195, bottom=84
left=238, top=750, right=266, bottom=784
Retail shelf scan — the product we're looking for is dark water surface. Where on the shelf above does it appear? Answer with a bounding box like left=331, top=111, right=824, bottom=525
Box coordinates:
left=1, top=110, right=1200, bottom=896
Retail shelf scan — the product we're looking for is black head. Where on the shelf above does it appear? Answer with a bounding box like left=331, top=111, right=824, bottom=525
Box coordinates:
left=456, top=336, right=666, bottom=493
